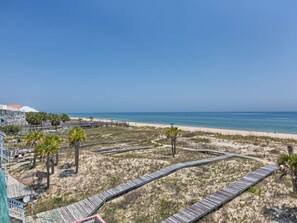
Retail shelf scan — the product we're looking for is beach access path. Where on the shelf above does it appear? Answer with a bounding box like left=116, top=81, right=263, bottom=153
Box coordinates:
left=162, top=163, right=278, bottom=223
left=27, top=154, right=235, bottom=223
left=26, top=147, right=276, bottom=223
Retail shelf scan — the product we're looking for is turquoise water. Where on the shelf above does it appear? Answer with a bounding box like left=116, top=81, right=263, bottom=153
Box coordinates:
left=69, top=112, right=297, bottom=134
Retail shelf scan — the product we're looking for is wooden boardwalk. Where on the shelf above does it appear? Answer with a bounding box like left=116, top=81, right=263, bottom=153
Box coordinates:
left=161, top=163, right=279, bottom=223
left=60, top=139, right=133, bottom=149
left=27, top=154, right=233, bottom=223
left=7, top=174, right=33, bottom=199
left=93, top=146, right=152, bottom=155
left=181, top=148, right=264, bottom=162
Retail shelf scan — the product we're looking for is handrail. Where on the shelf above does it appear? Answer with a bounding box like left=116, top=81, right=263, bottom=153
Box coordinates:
left=8, top=197, right=25, bottom=207
left=73, top=214, right=106, bottom=223
left=7, top=201, right=25, bottom=210
left=7, top=198, right=25, bottom=222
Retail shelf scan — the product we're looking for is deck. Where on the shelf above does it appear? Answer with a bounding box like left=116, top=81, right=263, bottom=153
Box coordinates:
left=7, top=174, right=33, bottom=199
left=161, top=163, right=279, bottom=223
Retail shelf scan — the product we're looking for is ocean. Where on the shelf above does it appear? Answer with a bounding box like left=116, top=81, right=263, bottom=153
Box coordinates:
left=68, top=112, right=297, bottom=134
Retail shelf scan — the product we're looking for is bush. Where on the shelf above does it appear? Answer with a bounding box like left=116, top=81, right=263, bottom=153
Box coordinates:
left=1, top=125, right=21, bottom=135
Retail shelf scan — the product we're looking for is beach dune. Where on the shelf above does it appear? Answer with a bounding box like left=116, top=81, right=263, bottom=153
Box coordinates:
left=72, top=117, right=297, bottom=140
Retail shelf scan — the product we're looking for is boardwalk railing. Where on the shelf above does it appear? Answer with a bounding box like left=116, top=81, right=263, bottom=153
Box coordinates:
left=94, top=146, right=152, bottom=155
left=21, top=120, right=129, bottom=133
left=8, top=198, right=25, bottom=222
left=73, top=215, right=106, bottom=223
left=161, top=163, right=279, bottom=223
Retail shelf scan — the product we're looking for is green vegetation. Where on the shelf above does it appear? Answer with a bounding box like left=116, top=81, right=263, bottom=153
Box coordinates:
left=26, top=112, right=70, bottom=129
left=213, top=133, right=297, bottom=145
left=1, top=125, right=20, bottom=135
left=191, top=137, right=211, bottom=144
left=246, top=186, right=263, bottom=195
left=35, top=135, right=61, bottom=189
left=68, top=127, right=86, bottom=173
left=159, top=198, right=180, bottom=219
left=165, top=126, right=181, bottom=157
left=60, top=114, right=71, bottom=123
left=278, top=153, right=297, bottom=194
left=26, top=112, right=43, bottom=125
left=48, top=114, right=61, bottom=131
left=25, top=131, right=44, bottom=168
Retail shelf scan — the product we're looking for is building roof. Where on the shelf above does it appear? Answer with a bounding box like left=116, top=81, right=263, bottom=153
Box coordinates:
left=8, top=104, right=21, bottom=109
left=0, top=104, right=21, bottom=112
left=20, top=106, right=38, bottom=113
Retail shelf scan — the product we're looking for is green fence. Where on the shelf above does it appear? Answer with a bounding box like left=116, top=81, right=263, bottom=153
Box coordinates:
left=0, top=171, right=10, bottom=223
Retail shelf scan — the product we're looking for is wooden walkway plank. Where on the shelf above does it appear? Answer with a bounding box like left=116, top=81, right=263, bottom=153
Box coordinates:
left=161, top=164, right=279, bottom=223
left=95, top=146, right=152, bottom=155
left=6, top=174, right=34, bottom=199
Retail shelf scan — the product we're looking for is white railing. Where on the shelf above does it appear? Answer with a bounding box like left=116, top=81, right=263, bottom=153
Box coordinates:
left=0, top=139, right=9, bottom=182
left=8, top=198, right=25, bottom=222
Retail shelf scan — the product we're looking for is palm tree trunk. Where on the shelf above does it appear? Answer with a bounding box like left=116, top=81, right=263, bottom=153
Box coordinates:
left=288, top=145, right=293, bottom=155
left=74, top=145, right=77, bottom=169
left=32, top=155, right=36, bottom=168
left=292, top=171, right=297, bottom=194
left=171, top=138, right=174, bottom=157
left=46, top=155, right=50, bottom=189
left=75, top=145, right=79, bottom=173
left=173, top=138, right=177, bottom=156
left=50, top=157, right=54, bottom=174
left=55, top=152, right=59, bottom=165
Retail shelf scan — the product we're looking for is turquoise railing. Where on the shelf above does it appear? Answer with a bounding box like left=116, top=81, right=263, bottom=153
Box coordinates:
left=0, top=170, right=10, bottom=223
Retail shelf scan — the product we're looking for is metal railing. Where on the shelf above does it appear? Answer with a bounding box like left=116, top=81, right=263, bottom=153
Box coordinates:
left=7, top=198, right=25, bottom=222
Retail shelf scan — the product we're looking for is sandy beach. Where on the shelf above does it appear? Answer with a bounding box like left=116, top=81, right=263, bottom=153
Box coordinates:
left=72, top=117, right=297, bottom=140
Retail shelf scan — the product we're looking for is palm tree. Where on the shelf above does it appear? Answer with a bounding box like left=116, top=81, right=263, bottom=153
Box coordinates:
left=278, top=152, right=297, bottom=194
left=49, top=114, right=61, bottom=131
left=288, top=145, right=294, bottom=155
left=35, top=135, right=61, bottom=189
left=68, top=127, right=86, bottom=173
left=50, top=135, right=62, bottom=166
left=25, top=131, right=44, bottom=168
left=89, top=116, right=94, bottom=122
left=39, top=112, right=48, bottom=129
left=78, top=118, right=83, bottom=127
left=60, top=114, right=71, bottom=123
left=165, top=126, right=181, bottom=157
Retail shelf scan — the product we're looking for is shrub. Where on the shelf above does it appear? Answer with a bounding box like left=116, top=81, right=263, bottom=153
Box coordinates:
left=1, top=125, right=21, bottom=135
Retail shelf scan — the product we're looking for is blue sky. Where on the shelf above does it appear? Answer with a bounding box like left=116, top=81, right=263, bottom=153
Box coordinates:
left=1, top=1, right=297, bottom=113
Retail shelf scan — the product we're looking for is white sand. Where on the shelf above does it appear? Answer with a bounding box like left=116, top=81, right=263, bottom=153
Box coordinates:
left=71, top=117, right=297, bottom=140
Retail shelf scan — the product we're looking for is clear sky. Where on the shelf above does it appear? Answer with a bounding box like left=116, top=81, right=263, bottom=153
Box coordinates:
left=1, top=1, right=297, bottom=113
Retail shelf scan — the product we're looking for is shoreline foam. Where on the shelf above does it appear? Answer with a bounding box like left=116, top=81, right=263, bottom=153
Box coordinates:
left=71, top=117, right=297, bottom=140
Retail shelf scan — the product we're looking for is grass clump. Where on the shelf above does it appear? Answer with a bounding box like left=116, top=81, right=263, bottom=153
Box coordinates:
left=191, top=137, right=211, bottom=144
left=246, top=186, right=262, bottom=195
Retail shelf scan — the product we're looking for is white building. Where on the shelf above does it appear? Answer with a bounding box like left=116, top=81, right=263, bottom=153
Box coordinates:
left=0, top=104, right=25, bottom=126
